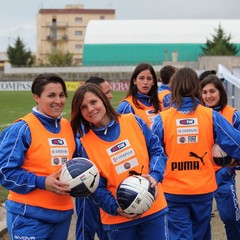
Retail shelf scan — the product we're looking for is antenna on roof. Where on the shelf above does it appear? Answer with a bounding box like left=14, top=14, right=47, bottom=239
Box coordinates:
left=39, top=1, right=44, bottom=9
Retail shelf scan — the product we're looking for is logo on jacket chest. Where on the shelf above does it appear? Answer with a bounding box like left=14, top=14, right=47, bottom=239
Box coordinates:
left=107, top=140, right=130, bottom=155
left=48, top=138, right=70, bottom=166
left=48, top=138, right=67, bottom=146
left=176, top=118, right=199, bottom=143
left=106, top=139, right=139, bottom=174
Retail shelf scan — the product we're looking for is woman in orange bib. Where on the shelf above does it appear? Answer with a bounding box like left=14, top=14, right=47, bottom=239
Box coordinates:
left=71, top=83, right=169, bottom=240
left=0, top=73, right=76, bottom=240
left=152, top=67, right=240, bottom=240
left=201, top=74, right=240, bottom=240
left=117, top=63, right=161, bottom=129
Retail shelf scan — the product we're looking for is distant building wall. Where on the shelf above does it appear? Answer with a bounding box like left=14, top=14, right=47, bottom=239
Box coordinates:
left=1, top=56, right=240, bottom=82
left=0, top=52, right=8, bottom=70
left=198, top=56, right=240, bottom=71
left=36, top=5, right=115, bottom=66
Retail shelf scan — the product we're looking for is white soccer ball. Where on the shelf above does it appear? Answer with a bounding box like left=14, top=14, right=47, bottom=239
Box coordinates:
left=116, top=175, right=155, bottom=215
left=212, top=143, right=233, bottom=166
left=59, top=157, right=100, bottom=197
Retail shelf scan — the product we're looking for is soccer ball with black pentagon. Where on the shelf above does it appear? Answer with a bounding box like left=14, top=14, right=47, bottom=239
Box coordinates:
left=59, top=157, right=99, bottom=197
left=116, top=175, right=155, bottom=214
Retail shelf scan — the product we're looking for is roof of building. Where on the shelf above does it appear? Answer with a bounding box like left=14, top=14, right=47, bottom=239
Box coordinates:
left=38, top=8, right=115, bottom=15
left=84, top=19, right=240, bottom=44
left=0, top=52, right=8, bottom=62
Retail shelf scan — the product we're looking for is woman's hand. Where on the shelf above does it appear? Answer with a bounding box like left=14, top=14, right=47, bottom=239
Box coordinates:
left=141, top=174, right=158, bottom=199
left=117, top=206, right=141, bottom=220
left=45, top=169, right=71, bottom=195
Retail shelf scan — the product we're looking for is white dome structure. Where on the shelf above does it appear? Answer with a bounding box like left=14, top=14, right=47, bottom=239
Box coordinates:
left=82, top=19, right=240, bottom=66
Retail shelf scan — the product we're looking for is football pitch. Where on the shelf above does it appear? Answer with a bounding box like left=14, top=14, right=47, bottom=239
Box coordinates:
left=0, top=90, right=126, bottom=133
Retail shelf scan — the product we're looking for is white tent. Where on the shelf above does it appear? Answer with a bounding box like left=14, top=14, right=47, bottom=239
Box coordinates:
left=85, top=19, right=240, bottom=44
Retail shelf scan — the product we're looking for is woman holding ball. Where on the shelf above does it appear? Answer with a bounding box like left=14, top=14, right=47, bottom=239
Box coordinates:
left=70, top=83, right=169, bottom=240
left=0, top=73, right=77, bottom=240
left=201, top=74, right=240, bottom=240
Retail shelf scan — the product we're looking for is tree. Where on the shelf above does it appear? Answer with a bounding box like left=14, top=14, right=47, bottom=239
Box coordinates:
left=7, top=37, right=35, bottom=66
left=201, top=25, right=239, bottom=56
left=47, top=49, right=74, bottom=66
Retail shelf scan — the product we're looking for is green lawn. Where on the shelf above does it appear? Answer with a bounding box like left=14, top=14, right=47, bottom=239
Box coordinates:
left=0, top=90, right=126, bottom=133
left=0, top=90, right=126, bottom=203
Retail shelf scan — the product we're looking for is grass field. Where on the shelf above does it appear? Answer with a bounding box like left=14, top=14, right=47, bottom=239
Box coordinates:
left=0, top=90, right=126, bottom=203
left=0, top=90, right=126, bottom=133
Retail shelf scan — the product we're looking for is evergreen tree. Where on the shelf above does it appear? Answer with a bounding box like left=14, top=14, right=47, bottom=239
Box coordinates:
left=7, top=37, right=35, bottom=66
left=201, top=25, right=239, bottom=56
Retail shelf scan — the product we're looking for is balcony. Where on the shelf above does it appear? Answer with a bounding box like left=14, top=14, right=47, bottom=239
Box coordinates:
left=46, top=35, right=69, bottom=41
left=62, top=34, right=68, bottom=40
left=46, top=22, right=68, bottom=29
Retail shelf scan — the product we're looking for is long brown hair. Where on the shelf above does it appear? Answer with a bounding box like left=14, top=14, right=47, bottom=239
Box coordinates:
left=171, top=67, right=201, bottom=112
left=126, top=63, right=161, bottom=112
left=70, top=83, right=119, bottom=136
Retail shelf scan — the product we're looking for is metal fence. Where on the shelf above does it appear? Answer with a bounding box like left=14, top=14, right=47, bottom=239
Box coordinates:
left=218, top=65, right=240, bottom=111
left=225, top=81, right=240, bottom=111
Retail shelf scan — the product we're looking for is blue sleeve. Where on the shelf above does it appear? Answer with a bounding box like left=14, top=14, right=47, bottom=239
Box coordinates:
left=163, top=93, right=172, bottom=109
left=116, top=100, right=135, bottom=114
left=152, top=114, right=165, bottom=146
left=0, top=121, right=46, bottom=194
left=77, top=140, right=119, bottom=216
left=91, top=177, right=119, bottom=216
left=232, top=110, right=240, bottom=131
left=213, top=111, right=240, bottom=162
left=134, top=115, right=167, bottom=182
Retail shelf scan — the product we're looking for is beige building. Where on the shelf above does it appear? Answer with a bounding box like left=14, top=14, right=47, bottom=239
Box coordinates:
left=36, top=4, right=115, bottom=65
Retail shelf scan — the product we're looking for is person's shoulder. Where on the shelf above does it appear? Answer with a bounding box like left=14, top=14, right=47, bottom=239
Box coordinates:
left=117, top=100, right=132, bottom=113
left=61, top=117, right=70, bottom=123
left=117, top=99, right=128, bottom=106
left=0, top=120, right=29, bottom=139
left=225, top=104, right=237, bottom=111
left=132, top=114, right=148, bottom=127
left=119, top=112, right=136, bottom=121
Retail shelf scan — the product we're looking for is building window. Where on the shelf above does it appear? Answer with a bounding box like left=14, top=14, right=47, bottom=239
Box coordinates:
left=75, top=44, right=82, bottom=52
left=75, top=17, right=82, bottom=22
left=75, top=31, right=82, bottom=36
left=51, top=18, right=57, bottom=40
left=100, top=16, right=105, bottom=19
left=52, top=18, right=57, bottom=26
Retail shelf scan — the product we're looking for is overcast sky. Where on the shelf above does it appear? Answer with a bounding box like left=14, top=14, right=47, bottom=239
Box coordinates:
left=1, top=0, right=240, bottom=52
